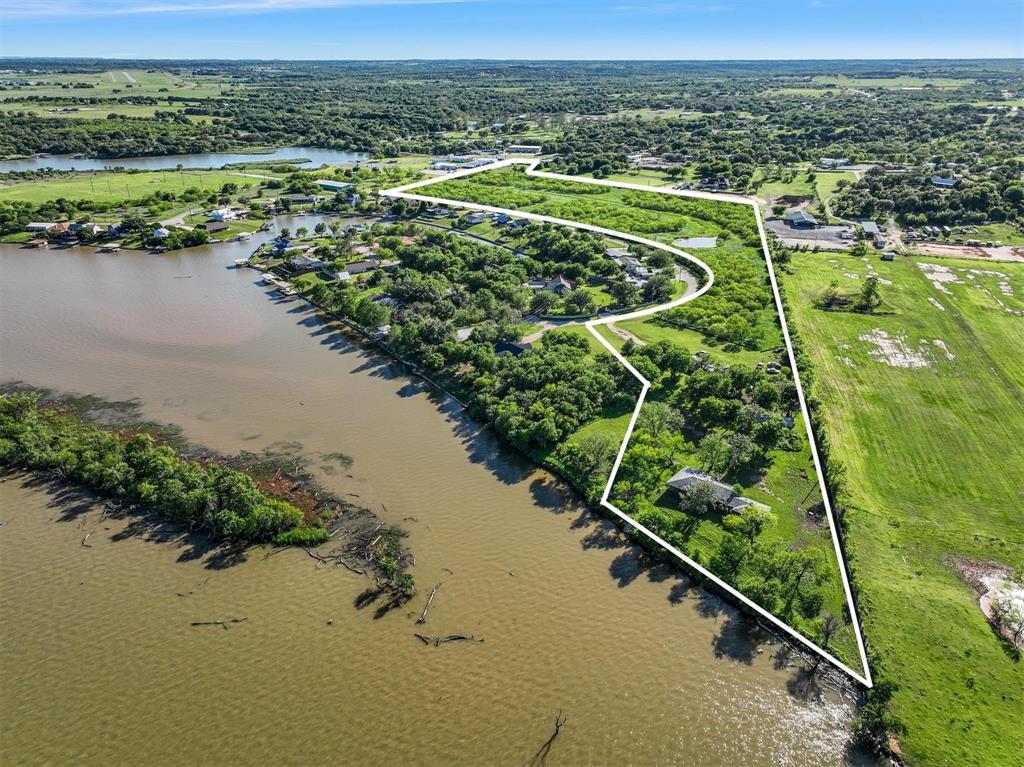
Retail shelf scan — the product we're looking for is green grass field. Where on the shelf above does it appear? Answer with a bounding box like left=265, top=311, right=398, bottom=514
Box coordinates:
left=2, top=69, right=230, bottom=100
left=0, top=170, right=260, bottom=205
left=0, top=102, right=208, bottom=121
left=811, top=75, right=974, bottom=89
left=783, top=251, right=1024, bottom=766
left=429, top=166, right=862, bottom=668
left=971, top=221, right=1024, bottom=245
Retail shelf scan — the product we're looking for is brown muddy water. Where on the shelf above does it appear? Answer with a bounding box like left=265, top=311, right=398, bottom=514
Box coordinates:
left=0, top=229, right=873, bottom=766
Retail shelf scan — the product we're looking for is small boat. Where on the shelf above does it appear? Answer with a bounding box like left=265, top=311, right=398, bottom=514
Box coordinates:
left=232, top=257, right=250, bottom=267
left=234, top=232, right=252, bottom=241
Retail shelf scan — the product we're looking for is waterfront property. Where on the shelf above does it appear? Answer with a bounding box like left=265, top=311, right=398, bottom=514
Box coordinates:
left=666, top=467, right=764, bottom=512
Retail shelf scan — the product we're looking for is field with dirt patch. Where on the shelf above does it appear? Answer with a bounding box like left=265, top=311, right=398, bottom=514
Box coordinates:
left=783, top=250, right=1024, bottom=766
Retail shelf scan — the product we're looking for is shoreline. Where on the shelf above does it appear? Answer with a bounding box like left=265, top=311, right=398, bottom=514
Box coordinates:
left=264, top=264, right=865, bottom=699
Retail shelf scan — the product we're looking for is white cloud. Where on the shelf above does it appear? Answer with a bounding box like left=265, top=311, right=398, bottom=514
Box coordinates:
left=0, top=0, right=468, bottom=20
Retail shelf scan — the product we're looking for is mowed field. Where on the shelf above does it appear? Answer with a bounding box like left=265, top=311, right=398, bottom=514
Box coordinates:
left=1, top=69, right=229, bottom=99
left=784, top=251, right=1024, bottom=766
left=0, top=170, right=260, bottom=205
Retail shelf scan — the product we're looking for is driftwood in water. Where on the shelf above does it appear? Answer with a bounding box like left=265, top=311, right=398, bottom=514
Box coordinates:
left=417, top=582, right=441, bottom=625
left=81, top=532, right=93, bottom=547
left=191, top=617, right=248, bottom=629
left=304, top=547, right=366, bottom=575
left=413, top=633, right=483, bottom=647
left=527, top=710, right=568, bottom=767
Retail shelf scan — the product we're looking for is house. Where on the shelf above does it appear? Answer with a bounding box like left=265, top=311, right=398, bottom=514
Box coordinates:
left=506, top=144, right=543, bottom=154
left=152, top=227, right=170, bottom=239
left=509, top=218, right=531, bottom=229
left=543, top=275, right=575, bottom=295
left=784, top=210, right=818, bottom=228
left=285, top=254, right=326, bottom=273
left=347, top=193, right=361, bottom=206
left=282, top=194, right=324, bottom=205
left=369, top=324, right=391, bottom=341
left=370, top=294, right=404, bottom=310
left=455, top=327, right=474, bottom=342
left=431, top=162, right=459, bottom=172
left=881, top=252, right=896, bottom=261
left=697, top=177, right=730, bottom=191
left=314, top=179, right=356, bottom=193
left=931, top=176, right=960, bottom=189
left=627, top=265, right=655, bottom=281
left=860, top=221, right=880, bottom=237
left=26, top=222, right=58, bottom=232
left=199, top=220, right=229, bottom=233
left=461, top=158, right=494, bottom=169
left=465, top=212, right=487, bottom=225
left=345, top=259, right=379, bottom=275
left=873, top=235, right=887, bottom=249
left=495, top=213, right=512, bottom=224
left=493, top=340, right=532, bottom=357
left=818, top=157, right=851, bottom=169
left=605, top=247, right=630, bottom=262
left=209, top=206, right=246, bottom=221
left=666, top=467, right=763, bottom=512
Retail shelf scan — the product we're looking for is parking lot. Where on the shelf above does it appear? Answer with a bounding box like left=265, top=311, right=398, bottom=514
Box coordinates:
left=764, top=218, right=856, bottom=250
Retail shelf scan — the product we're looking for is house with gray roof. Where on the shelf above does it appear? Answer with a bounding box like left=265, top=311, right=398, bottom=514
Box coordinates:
left=666, top=467, right=765, bottom=512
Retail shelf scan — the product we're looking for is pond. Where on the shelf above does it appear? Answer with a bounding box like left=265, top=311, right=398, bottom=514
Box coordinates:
left=0, top=146, right=370, bottom=173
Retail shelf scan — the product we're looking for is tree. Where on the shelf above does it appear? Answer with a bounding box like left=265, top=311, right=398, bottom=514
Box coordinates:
left=637, top=401, right=684, bottom=438
left=563, top=289, right=596, bottom=315
left=678, top=479, right=721, bottom=517
left=609, top=280, right=641, bottom=307
left=643, top=273, right=673, bottom=303
left=529, top=291, right=559, bottom=314
left=571, top=431, right=619, bottom=479
left=710, top=532, right=751, bottom=579
left=723, top=505, right=775, bottom=545
left=854, top=275, right=881, bottom=312
left=697, top=430, right=731, bottom=473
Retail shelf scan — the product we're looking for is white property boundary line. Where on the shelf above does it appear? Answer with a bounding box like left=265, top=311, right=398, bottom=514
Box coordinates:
left=383, top=159, right=873, bottom=687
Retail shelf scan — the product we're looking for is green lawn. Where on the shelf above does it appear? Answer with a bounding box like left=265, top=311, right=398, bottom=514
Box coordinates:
left=783, top=251, right=1024, bottom=766
left=811, top=75, right=974, bottom=89
left=758, top=174, right=816, bottom=201
left=971, top=221, right=1024, bottom=245
left=614, top=318, right=773, bottom=367
left=0, top=170, right=261, bottom=205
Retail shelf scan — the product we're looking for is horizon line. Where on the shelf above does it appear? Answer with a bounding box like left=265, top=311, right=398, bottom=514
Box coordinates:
left=1, top=55, right=1022, bottom=63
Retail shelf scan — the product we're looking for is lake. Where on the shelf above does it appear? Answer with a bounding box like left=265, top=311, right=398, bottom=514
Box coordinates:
left=0, top=237, right=873, bottom=766
left=0, top=147, right=370, bottom=173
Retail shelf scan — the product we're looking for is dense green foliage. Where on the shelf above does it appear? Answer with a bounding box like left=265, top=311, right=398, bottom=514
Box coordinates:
left=833, top=165, right=1024, bottom=225
left=298, top=225, right=639, bottom=453
left=0, top=393, right=326, bottom=545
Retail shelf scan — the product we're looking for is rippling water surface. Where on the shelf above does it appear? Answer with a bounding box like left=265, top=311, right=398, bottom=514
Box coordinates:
left=0, top=239, right=872, bottom=766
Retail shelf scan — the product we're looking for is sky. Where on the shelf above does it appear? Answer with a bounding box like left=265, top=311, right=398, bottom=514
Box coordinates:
left=0, top=0, right=1021, bottom=60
